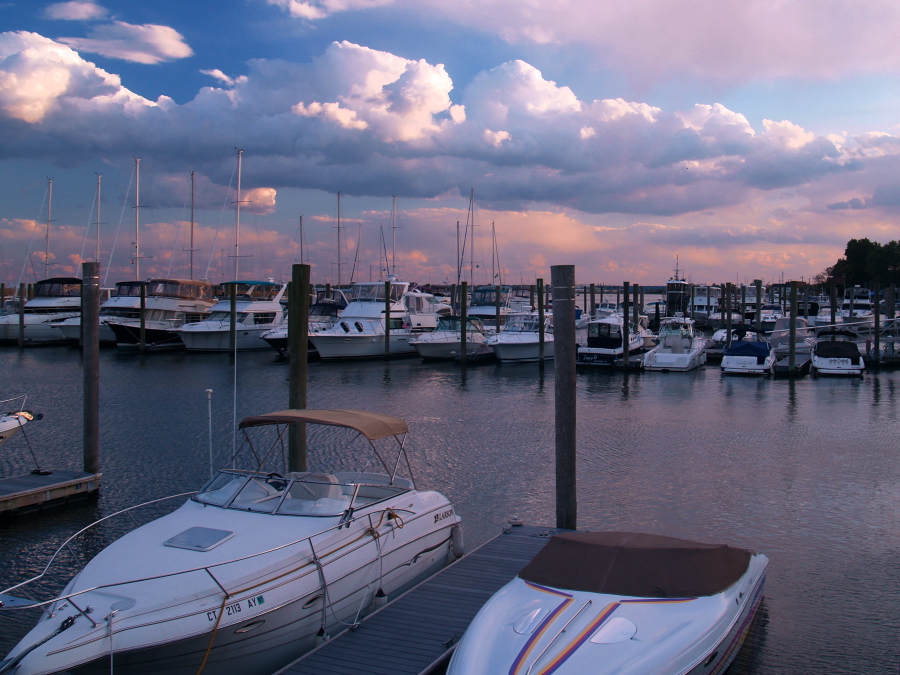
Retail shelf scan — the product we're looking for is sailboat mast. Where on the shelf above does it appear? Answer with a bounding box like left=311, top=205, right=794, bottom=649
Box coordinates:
left=45, top=178, right=52, bottom=279
left=234, top=149, right=242, bottom=280
left=391, top=195, right=397, bottom=278
left=95, top=174, right=101, bottom=263
left=468, top=188, right=475, bottom=286
left=336, top=191, right=343, bottom=287
left=190, top=171, right=195, bottom=280
left=299, top=215, right=305, bottom=264
left=134, top=157, right=140, bottom=280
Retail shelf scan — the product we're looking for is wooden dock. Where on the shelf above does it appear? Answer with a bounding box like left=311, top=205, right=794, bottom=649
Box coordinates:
left=774, top=354, right=811, bottom=377
left=277, top=524, right=560, bottom=675
left=0, top=470, right=101, bottom=516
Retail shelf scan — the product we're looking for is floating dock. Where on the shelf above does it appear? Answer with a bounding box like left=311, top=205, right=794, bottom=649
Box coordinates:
left=0, top=470, right=101, bottom=516
left=277, top=524, right=559, bottom=675
left=774, top=354, right=811, bottom=377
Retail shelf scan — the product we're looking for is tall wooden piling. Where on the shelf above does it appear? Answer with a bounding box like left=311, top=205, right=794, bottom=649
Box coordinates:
left=384, top=280, right=392, bottom=360
left=139, top=283, right=146, bottom=352
left=82, top=261, right=100, bottom=474
left=873, top=283, right=881, bottom=368
left=495, top=283, right=502, bottom=331
left=459, top=281, right=468, bottom=366
left=590, top=283, right=596, bottom=319
left=632, top=284, right=639, bottom=335
left=18, top=282, right=25, bottom=347
left=552, top=265, right=576, bottom=531
left=788, top=281, right=798, bottom=375
left=622, top=281, right=630, bottom=369
left=288, top=264, right=310, bottom=472
left=537, top=278, right=545, bottom=361
left=755, top=280, right=763, bottom=333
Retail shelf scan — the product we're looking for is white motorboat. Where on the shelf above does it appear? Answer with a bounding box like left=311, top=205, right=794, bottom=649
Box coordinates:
left=0, top=409, right=462, bottom=675
left=767, top=317, right=816, bottom=359
left=576, top=313, right=643, bottom=366
left=703, top=326, right=761, bottom=362
left=53, top=281, right=146, bottom=345
left=812, top=329, right=865, bottom=376
left=465, top=285, right=518, bottom=331
left=720, top=339, right=776, bottom=376
left=0, top=396, right=37, bottom=449
left=309, top=280, right=448, bottom=360
left=485, top=312, right=553, bottom=363
left=642, top=316, right=707, bottom=372
left=0, top=278, right=82, bottom=345
left=757, top=303, right=784, bottom=333
left=840, top=287, right=883, bottom=331
left=447, top=531, right=768, bottom=675
left=410, top=315, right=494, bottom=360
left=106, top=279, right=216, bottom=350
left=174, top=281, right=286, bottom=352
left=260, top=289, right=349, bottom=358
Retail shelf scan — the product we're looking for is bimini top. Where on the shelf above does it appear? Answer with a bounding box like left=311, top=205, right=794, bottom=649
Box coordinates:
left=519, top=531, right=752, bottom=598
left=239, top=409, right=408, bottom=440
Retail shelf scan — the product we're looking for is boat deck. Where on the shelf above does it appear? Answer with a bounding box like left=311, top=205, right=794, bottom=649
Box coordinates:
left=0, top=470, right=101, bottom=516
left=277, top=524, right=560, bottom=675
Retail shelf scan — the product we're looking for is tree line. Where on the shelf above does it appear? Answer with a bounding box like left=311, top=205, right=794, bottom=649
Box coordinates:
left=817, top=238, right=900, bottom=289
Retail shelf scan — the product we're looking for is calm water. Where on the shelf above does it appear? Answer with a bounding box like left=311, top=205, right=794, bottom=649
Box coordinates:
left=2, top=346, right=900, bottom=674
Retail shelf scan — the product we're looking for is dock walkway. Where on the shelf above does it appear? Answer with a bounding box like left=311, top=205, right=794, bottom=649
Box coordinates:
left=0, top=470, right=100, bottom=515
left=277, top=524, right=559, bottom=675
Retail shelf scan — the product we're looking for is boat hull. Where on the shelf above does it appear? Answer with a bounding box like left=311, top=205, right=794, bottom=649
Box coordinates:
left=177, top=325, right=273, bottom=351
left=0, top=312, right=79, bottom=345
left=309, top=331, right=420, bottom=360
left=107, top=322, right=186, bottom=350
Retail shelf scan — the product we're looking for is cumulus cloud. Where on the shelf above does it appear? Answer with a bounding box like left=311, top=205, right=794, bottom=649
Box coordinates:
left=59, top=22, right=193, bottom=64
left=44, top=2, right=108, bottom=21
left=266, top=0, right=392, bottom=20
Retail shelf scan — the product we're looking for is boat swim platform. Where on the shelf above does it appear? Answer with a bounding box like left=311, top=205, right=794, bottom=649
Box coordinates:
left=774, top=354, right=811, bottom=378
left=277, top=524, right=561, bottom=675
left=0, top=470, right=101, bottom=517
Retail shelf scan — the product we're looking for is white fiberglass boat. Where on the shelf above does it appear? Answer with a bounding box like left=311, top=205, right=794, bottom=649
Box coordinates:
left=811, top=330, right=865, bottom=376
left=0, top=396, right=37, bottom=449
left=485, top=313, right=553, bottom=363
left=720, top=339, right=776, bottom=376
left=642, top=316, right=707, bottom=372
left=410, top=315, right=494, bottom=360
left=447, top=531, right=767, bottom=675
left=260, top=289, right=349, bottom=358
left=0, top=278, right=82, bottom=346
left=174, top=281, right=286, bottom=351
left=0, top=409, right=462, bottom=675
left=309, top=280, right=448, bottom=360
left=575, top=313, right=643, bottom=366
left=53, top=281, right=146, bottom=345
left=106, top=279, right=215, bottom=350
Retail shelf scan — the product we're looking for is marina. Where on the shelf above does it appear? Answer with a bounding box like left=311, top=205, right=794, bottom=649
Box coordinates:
left=0, top=344, right=899, bottom=673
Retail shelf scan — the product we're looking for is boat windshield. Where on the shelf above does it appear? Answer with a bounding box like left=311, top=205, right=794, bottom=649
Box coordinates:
left=113, top=282, right=146, bottom=297
left=351, top=282, right=407, bottom=303
left=194, top=470, right=410, bottom=517
left=503, top=315, right=546, bottom=332
left=34, top=280, right=82, bottom=297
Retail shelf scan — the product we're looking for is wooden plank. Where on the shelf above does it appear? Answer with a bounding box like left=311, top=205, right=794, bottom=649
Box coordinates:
left=0, top=470, right=101, bottom=514
left=277, top=525, right=558, bottom=675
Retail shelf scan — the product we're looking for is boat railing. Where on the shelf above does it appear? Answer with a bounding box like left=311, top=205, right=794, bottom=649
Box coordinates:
left=0, top=491, right=409, bottom=613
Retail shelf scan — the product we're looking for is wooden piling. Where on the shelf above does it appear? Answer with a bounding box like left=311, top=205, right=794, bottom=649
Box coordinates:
left=495, top=283, right=502, bottom=331
left=552, top=265, right=576, bottom=531
left=755, top=280, right=763, bottom=333
left=537, top=278, right=545, bottom=361
left=384, top=280, right=391, bottom=360
left=459, top=281, right=468, bottom=367
left=873, top=282, right=881, bottom=368
left=288, top=264, right=310, bottom=472
left=139, top=283, right=146, bottom=352
left=82, top=261, right=100, bottom=475
left=622, top=281, right=630, bottom=369
left=789, top=281, right=798, bottom=374
left=590, top=283, right=596, bottom=319
left=17, top=282, right=25, bottom=347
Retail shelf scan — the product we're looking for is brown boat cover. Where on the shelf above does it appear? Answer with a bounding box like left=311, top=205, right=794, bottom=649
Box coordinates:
left=518, top=531, right=752, bottom=598
left=239, top=409, right=408, bottom=440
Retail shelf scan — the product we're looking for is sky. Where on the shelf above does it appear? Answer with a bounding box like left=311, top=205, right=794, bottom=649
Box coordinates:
left=2, top=0, right=900, bottom=288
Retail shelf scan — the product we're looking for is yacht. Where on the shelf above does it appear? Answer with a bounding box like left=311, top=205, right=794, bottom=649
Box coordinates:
left=309, top=280, right=447, bottom=360
left=0, top=409, right=462, bottom=675
left=53, top=280, right=146, bottom=345
left=410, top=315, right=494, bottom=360
left=465, top=285, right=514, bottom=331
left=687, top=285, right=721, bottom=326
left=720, top=339, right=776, bottom=376
left=811, top=329, right=865, bottom=376
left=642, top=316, right=707, bottom=372
left=260, top=289, right=349, bottom=358
left=174, top=281, right=286, bottom=352
left=447, top=530, right=768, bottom=675
left=484, top=312, right=553, bottom=363
left=0, top=278, right=82, bottom=345
left=106, top=279, right=215, bottom=350
left=575, top=313, right=643, bottom=366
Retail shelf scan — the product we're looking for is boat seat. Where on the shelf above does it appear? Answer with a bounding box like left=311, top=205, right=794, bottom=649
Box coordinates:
left=295, top=473, right=343, bottom=501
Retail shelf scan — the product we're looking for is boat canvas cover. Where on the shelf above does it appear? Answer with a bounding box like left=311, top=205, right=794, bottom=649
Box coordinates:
left=239, top=408, right=408, bottom=440
left=519, top=531, right=752, bottom=598
left=815, top=340, right=861, bottom=363
left=725, top=341, right=771, bottom=363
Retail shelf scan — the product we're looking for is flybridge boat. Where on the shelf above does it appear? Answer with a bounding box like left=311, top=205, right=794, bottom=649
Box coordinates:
left=106, top=279, right=215, bottom=350
left=642, top=316, right=707, bottom=372
left=485, top=312, right=553, bottom=363
left=447, top=531, right=768, bottom=675
left=0, top=409, right=462, bottom=675
left=0, top=278, right=82, bottom=345
left=811, top=329, right=865, bottom=376
left=53, top=280, right=146, bottom=345
left=410, top=315, right=494, bottom=360
left=308, top=280, right=449, bottom=360
left=174, top=281, right=286, bottom=352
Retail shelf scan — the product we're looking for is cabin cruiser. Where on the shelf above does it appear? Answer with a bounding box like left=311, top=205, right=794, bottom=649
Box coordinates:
left=447, top=531, right=767, bottom=675
left=704, top=326, right=761, bottom=362
left=768, top=317, right=816, bottom=359
left=757, top=303, right=784, bottom=333
left=720, top=339, right=776, bottom=376
left=106, top=279, right=215, bottom=350
left=260, top=289, right=349, bottom=358
left=687, top=285, right=721, bottom=326
left=410, top=315, right=494, bottom=360
left=53, top=281, right=146, bottom=345
left=0, top=409, right=462, bottom=675
left=0, top=278, right=82, bottom=345
left=811, top=329, right=865, bottom=376
left=642, top=316, right=707, bottom=372
left=484, top=312, right=553, bottom=363
left=840, top=287, right=881, bottom=330
left=576, top=313, right=643, bottom=366
left=309, top=280, right=448, bottom=360
left=173, top=281, right=286, bottom=351
left=465, top=285, right=515, bottom=331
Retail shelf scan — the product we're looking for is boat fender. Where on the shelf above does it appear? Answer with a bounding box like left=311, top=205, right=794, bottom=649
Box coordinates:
left=316, top=626, right=330, bottom=646
left=451, top=522, right=465, bottom=558
left=373, top=588, right=387, bottom=609
left=507, top=516, right=524, bottom=527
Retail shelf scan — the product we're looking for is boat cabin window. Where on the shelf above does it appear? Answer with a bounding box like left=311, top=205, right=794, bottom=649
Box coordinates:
left=351, top=282, right=407, bottom=303
left=252, top=312, right=277, bottom=325
left=34, top=280, right=82, bottom=297
left=114, top=282, right=145, bottom=297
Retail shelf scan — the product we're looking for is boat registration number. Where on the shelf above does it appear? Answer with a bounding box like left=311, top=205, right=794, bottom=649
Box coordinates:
left=207, top=595, right=266, bottom=621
